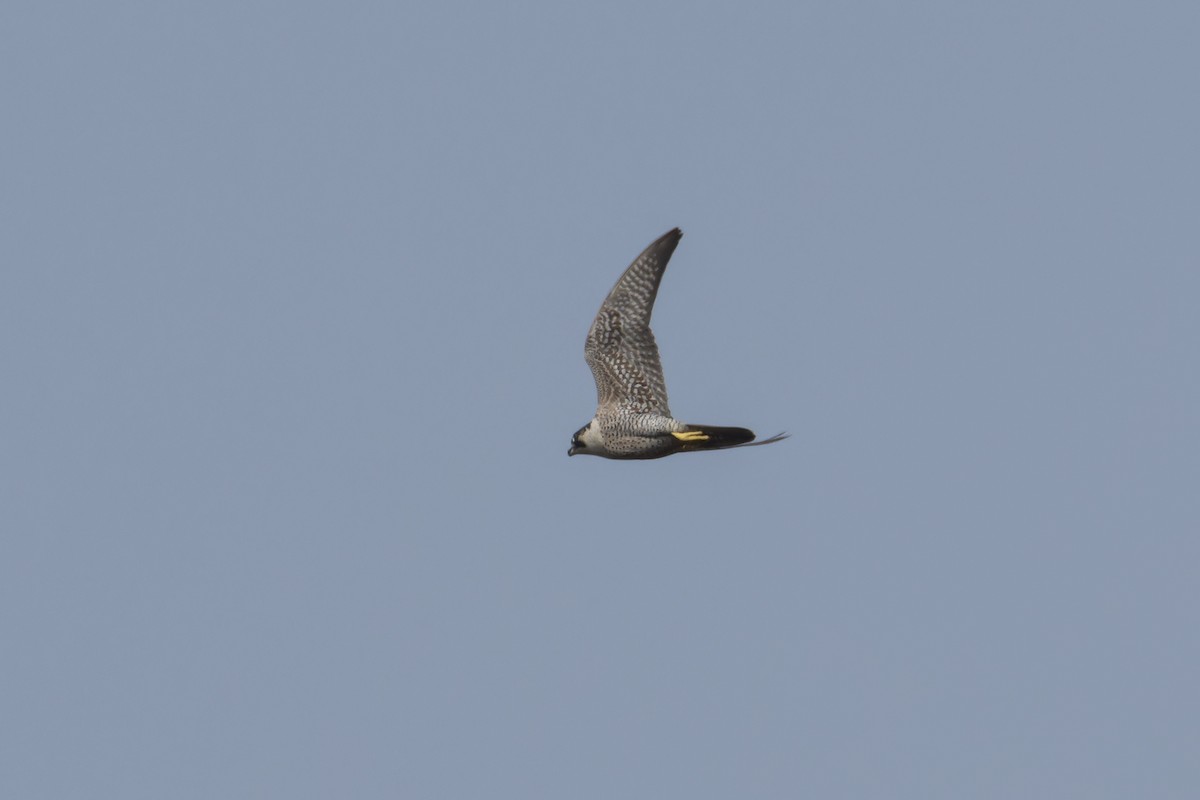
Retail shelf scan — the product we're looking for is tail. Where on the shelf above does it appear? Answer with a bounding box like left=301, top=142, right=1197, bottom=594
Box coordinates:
left=671, top=425, right=788, bottom=452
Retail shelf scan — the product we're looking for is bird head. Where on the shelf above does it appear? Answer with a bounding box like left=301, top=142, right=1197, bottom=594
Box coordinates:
left=568, top=420, right=604, bottom=456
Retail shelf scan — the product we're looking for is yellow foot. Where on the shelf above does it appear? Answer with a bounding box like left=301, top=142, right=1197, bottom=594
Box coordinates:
left=671, top=430, right=710, bottom=442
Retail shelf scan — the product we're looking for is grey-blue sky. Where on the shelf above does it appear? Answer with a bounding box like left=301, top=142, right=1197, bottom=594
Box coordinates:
left=2, top=1, right=1197, bottom=798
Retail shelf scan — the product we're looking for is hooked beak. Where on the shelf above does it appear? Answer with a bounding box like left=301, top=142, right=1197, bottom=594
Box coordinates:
left=567, top=446, right=578, bottom=457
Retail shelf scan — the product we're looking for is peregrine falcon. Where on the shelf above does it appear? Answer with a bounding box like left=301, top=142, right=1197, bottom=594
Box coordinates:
left=569, top=227, right=788, bottom=459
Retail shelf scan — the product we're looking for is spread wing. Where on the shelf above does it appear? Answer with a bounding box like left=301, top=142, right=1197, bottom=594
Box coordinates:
left=584, top=228, right=681, bottom=417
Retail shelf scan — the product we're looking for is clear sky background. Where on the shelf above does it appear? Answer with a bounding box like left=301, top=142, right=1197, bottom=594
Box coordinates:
left=3, top=2, right=1197, bottom=798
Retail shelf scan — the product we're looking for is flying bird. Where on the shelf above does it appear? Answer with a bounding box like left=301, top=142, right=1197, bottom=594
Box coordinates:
left=569, top=228, right=788, bottom=459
